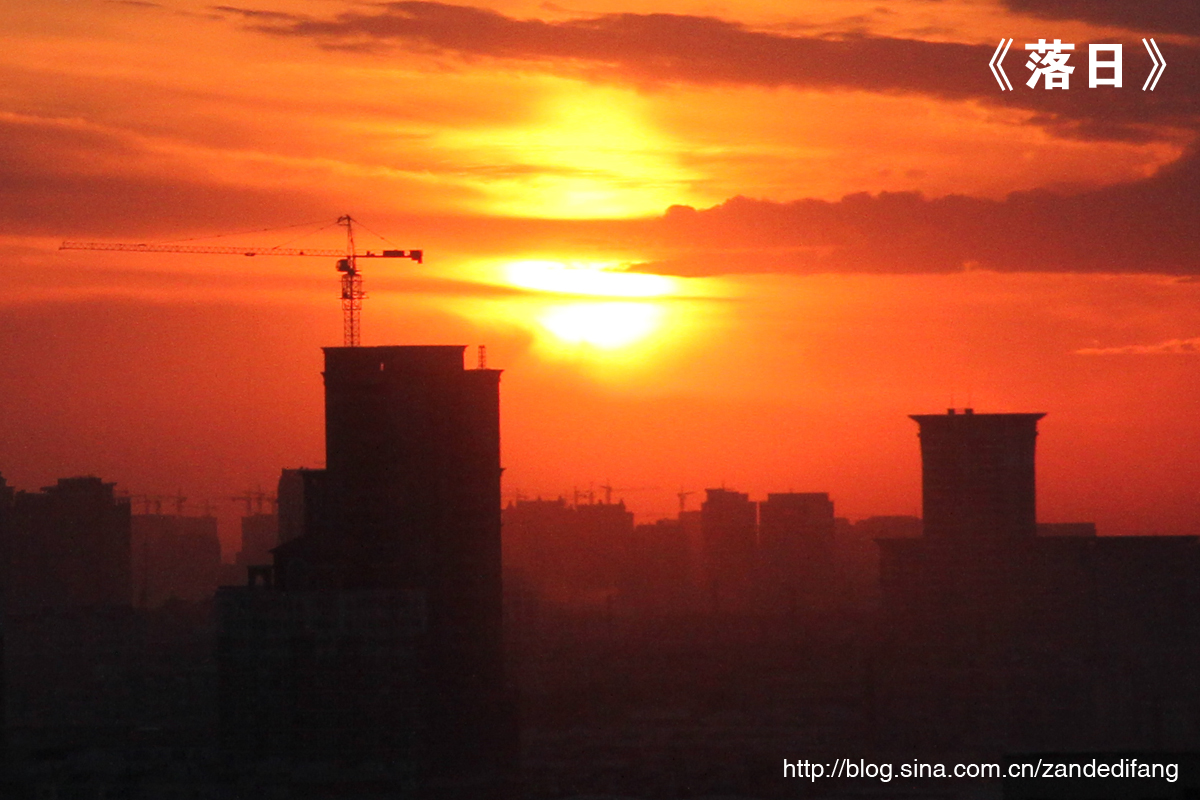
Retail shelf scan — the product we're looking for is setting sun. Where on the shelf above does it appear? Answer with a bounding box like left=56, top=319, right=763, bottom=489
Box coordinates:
left=538, top=301, right=664, bottom=350
left=494, top=260, right=678, bottom=352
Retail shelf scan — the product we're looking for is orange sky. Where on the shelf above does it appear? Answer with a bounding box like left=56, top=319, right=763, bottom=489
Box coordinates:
left=2, top=0, right=1199, bottom=554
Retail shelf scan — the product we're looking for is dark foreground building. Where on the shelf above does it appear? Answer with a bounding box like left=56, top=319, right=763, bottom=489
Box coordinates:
left=218, top=346, right=516, bottom=797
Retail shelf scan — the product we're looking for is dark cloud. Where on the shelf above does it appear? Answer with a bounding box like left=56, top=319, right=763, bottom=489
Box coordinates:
left=8, top=104, right=1200, bottom=276
left=633, top=146, right=1200, bottom=275
left=1002, top=0, right=1200, bottom=38
left=219, top=2, right=1200, bottom=142
left=0, top=116, right=326, bottom=238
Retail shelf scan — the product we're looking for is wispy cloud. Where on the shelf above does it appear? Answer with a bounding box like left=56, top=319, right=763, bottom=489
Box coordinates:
left=1076, top=337, right=1200, bottom=355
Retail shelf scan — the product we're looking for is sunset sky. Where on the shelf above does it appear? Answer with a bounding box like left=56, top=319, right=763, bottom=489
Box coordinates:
left=2, top=0, right=1198, bottom=553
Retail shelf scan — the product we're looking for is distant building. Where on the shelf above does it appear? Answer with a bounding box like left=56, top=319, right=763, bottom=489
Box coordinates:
left=834, top=515, right=922, bottom=609
left=234, top=512, right=278, bottom=566
left=218, top=346, right=515, bottom=796
left=276, top=467, right=326, bottom=546
left=503, top=497, right=633, bottom=607
left=877, top=410, right=1200, bottom=752
left=678, top=509, right=703, bottom=597
left=131, top=513, right=221, bottom=606
left=758, top=492, right=835, bottom=613
left=502, top=497, right=575, bottom=590
left=625, top=518, right=694, bottom=614
left=574, top=500, right=635, bottom=603
left=700, top=488, right=757, bottom=613
left=3, top=477, right=131, bottom=611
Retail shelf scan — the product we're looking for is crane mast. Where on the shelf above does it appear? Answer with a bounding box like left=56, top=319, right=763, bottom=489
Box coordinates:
left=60, top=215, right=421, bottom=347
left=337, top=215, right=366, bottom=347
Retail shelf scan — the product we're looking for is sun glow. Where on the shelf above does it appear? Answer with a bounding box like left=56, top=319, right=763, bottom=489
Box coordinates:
left=497, top=260, right=677, bottom=352
left=539, top=302, right=664, bottom=350
left=434, top=85, right=700, bottom=218
left=505, top=260, right=676, bottom=299
left=432, top=257, right=720, bottom=367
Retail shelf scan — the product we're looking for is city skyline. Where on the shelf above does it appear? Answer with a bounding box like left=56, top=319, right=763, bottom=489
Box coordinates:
left=2, top=1, right=1199, bottom=552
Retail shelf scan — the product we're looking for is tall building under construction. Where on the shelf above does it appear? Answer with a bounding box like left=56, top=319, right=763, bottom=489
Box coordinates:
left=218, top=346, right=514, bottom=796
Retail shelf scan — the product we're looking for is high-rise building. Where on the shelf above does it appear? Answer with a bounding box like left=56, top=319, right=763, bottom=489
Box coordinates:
left=910, top=409, right=1044, bottom=541
left=4, top=477, right=131, bottom=611
left=502, top=497, right=633, bottom=607
left=625, top=518, right=694, bottom=614
left=315, top=346, right=505, bottom=737
left=877, top=410, right=1200, bottom=753
left=759, top=492, right=834, bottom=554
left=700, top=488, right=757, bottom=613
left=218, top=345, right=514, bottom=796
left=758, top=492, right=835, bottom=612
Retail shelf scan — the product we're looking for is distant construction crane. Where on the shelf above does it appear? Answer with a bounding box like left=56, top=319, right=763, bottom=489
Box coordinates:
left=60, top=215, right=422, bottom=347
left=131, top=494, right=165, bottom=515
left=596, top=482, right=659, bottom=506
left=231, top=490, right=256, bottom=516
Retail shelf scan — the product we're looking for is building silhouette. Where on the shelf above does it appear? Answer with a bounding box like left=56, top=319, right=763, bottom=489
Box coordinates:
left=234, top=511, right=278, bottom=567
left=131, top=512, right=221, bottom=607
left=3, top=476, right=131, bottom=612
left=700, top=488, right=757, bottom=614
left=624, top=517, right=695, bottom=614
left=502, top=497, right=575, bottom=596
left=758, top=492, right=836, bottom=613
left=276, top=467, right=327, bottom=546
left=877, top=410, right=1200, bottom=752
left=911, top=409, right=1043, bottom=540
left=503, top=497, right=634, bottom=608
left=218, top=345, right=515, bottom=797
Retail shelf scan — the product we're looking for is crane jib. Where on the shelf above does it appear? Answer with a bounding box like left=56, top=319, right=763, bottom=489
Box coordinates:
left=58, top=222, right=423, bottom=347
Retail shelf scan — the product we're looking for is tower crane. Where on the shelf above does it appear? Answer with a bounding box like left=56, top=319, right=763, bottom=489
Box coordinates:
left=231, top=490, right=256, bottom=516
left=596, top=482, right=659, bottom=506
left=60, top=215, right=421, bottom=347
